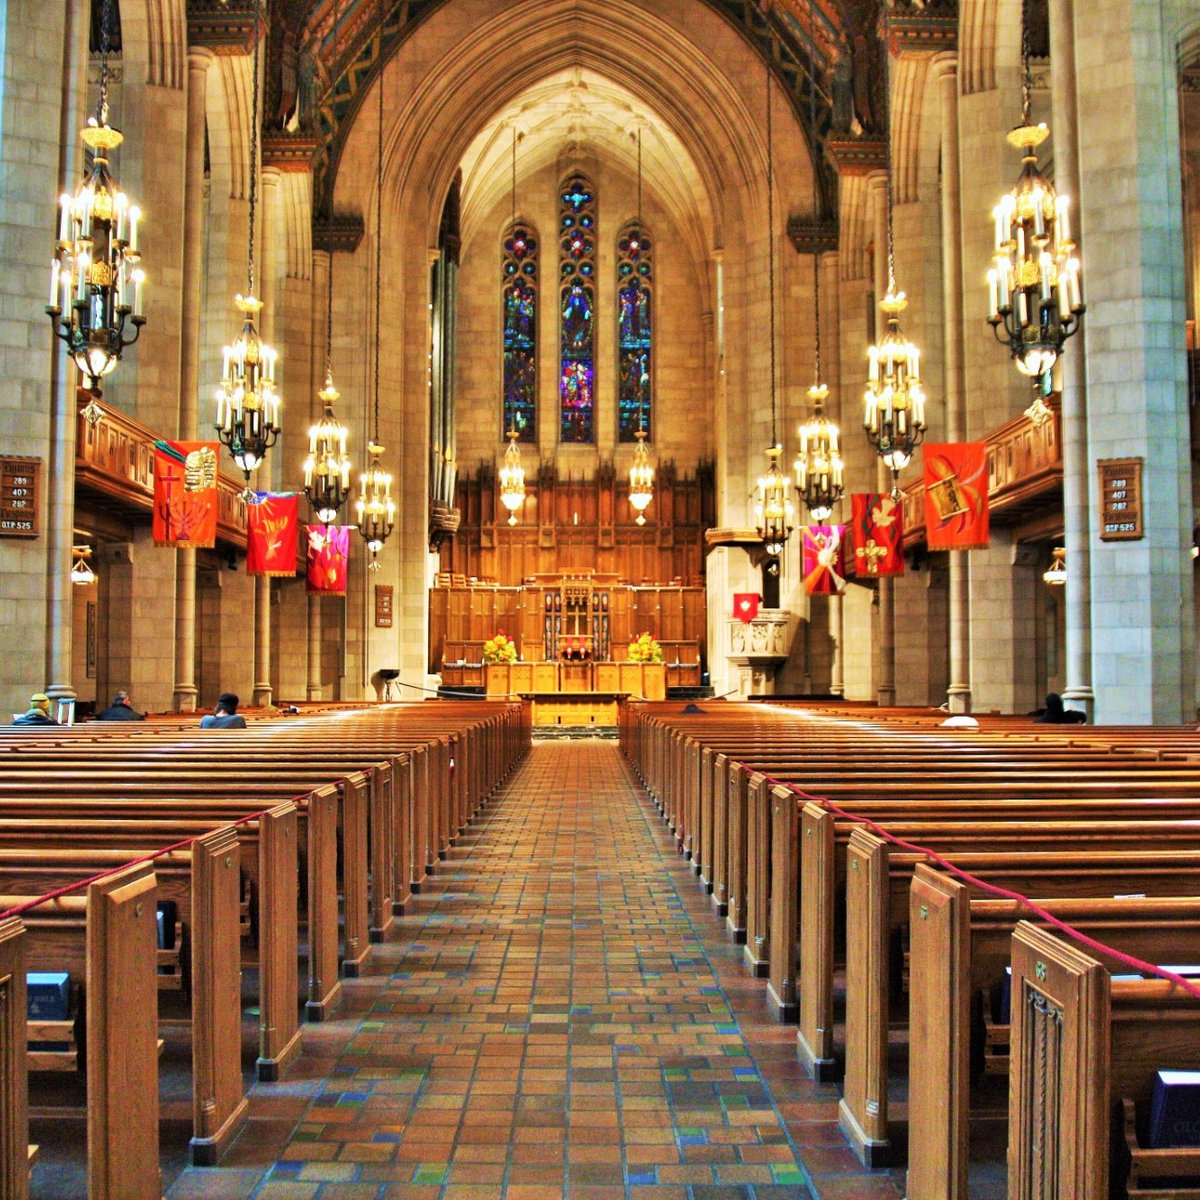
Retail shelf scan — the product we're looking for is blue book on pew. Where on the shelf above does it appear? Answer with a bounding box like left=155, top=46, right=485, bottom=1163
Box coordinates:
left=1148, top=1070, right=1200, bottom=1148
left=26, top=972, right=70, bottom=1022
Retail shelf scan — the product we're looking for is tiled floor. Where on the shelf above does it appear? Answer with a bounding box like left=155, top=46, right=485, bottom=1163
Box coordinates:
left=166, top=740, right=900, bottom=1200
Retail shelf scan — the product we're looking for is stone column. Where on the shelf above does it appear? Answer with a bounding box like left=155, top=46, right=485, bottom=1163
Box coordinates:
left=1074, top=0, right=1193, bottom=723
left=821, top=249, right=845, bottom=696
left=868, top=171, right=895, bottom=705
left=307, top=247, right=330, bottom=701
left=933, top=52, right=972, bottom=714
left=252, top=166, right=281, bottom=708
left=43, top=0, right=86, bottom=707
left=172, top=48, right=214, bottom=712
left=1049, top=0, right=1094, bottom=721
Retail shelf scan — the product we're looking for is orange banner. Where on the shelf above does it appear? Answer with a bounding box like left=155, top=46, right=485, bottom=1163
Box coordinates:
left=802, top=525, right=847, bottom=596
left=153, top=441, right=219, bottom=548
left=923, top=443, right=990, bottom=550
left=307, top=524, right=350, bottom=595
left=849, top=493, right=904, bottom=577
left=246, top=493, right=299, bottom=577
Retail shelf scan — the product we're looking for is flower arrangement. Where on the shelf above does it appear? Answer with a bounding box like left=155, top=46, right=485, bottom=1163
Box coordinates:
left=482, top=631, right=518, bottom=665
left=627, top=631, right=663, bottom=663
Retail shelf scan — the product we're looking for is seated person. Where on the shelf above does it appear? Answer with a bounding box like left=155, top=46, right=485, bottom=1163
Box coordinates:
left=1034, top=692, right=1087, bottom=724
left=199, top=692, right=247, bottom=730
left=95, top=690, right=145, bottom=721
left=12, top=693, right=57, bottom=726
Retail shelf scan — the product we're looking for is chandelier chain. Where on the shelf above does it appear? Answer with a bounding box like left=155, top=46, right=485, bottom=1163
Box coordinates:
left=373, top=2, right=383, bottom=442
left=807, top=71, right=822, bottom=384
left=97, top=0, right=112, bottom=125
left=247, top=1, right=261, bottom=297
left=766, top=58, right=777, bottom=447
left=1020, top=0, right=1033, bottom=126
left=881, top=1, right=895, bottom=290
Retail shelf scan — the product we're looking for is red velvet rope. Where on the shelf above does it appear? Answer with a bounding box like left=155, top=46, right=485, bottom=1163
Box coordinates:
left=0, top=795, right=309, bottom=922
left=749, top=765, right=1200, bottom=1002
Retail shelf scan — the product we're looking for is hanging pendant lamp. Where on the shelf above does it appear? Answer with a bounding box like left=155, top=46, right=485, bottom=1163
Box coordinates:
left=754, top=63, right=794, bottom=564
left=47, top=0, right=146, bottom=428
left=356, top=9, right=395, bottom=569
left=215, top=1, right=281, bottom=502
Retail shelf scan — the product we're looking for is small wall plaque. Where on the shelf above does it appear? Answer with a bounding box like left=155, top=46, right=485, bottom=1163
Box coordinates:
left=374, top=584, right=394, bottom=628
left=0, top=456, right=41, bottom=537
left=1097, top=457, right=1143, bottom=541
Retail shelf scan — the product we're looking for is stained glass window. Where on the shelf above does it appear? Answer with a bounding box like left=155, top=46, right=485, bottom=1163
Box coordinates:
left=559, top=176, right=595, bottom=443
left=502, top=223, right=538, bottom=442
left=617, top=225, right=653, bottom=442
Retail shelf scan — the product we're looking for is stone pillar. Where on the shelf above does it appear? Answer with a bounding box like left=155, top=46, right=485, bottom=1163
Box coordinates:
left=306, top=247, right=330, bottom=701
left=43, top=0, right=85, bottom=707
left=821, top=249, right=845, bottom=696
left=252, top=166, right=281, bottom=708
left=1049, top=0, right=1094, bottom=721
left=933, top=52, right=972, bottom=714
left=172, top=48, right=214, bottom=712
left=868, top=171, right=895, bottom=705
left=1074, top=0, right=1193, bottom=723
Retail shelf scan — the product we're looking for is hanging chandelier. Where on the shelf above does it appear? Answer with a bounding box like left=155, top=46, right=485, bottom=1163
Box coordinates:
left=215, top=4, right=280, bottom=501
left=754, top=63, right=793, bottom=563
left=863, top=9, right=927, bottom=496
left=794, top=247, right=844, bottom=522
left=1042, top=546, right=1066, bottom=586
left=356, top=9, right=395, bottom=571
left=986, top=0, right=1083, bottom=397
left=70, top=545, right=96, bottom=586
left=498, top=430, right=525, bottom=526
left=46, top=0, right=145, bottom=428
left=302, top=6, right=351, bottom=524
left=499, top=126, right=526, bottom=525
left=627, top=128, right=655, bottom=526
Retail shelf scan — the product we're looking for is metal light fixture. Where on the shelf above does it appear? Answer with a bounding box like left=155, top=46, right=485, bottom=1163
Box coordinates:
left=70, top=545, right=96, bottom=585
left=754, top=63, right=793, bottom=564
left=215, top=4, right=280, bottom=501
left=499, top=126, right=526, bottom=526
left=302, top=6, right=351, bottom=524
left=1043, top=546, right=1066, bottom=586
left=627, top=128, right=655, bottom=526
left=356, top=16, right=395, bottom=571
left=986, top=0, right=1083, bottom=414
left=794, top=251, right=844, bottom=522
left=863, top=7, right=927, bottom=496
left=46, top=0, right=145, bottom=428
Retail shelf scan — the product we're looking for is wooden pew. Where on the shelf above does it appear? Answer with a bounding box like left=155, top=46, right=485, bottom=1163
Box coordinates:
left=1008, top=922, right=1200, bottom=1200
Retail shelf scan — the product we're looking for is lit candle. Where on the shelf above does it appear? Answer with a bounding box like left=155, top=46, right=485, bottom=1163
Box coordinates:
left=128, top=207, right=140, bottom=254
left=58, top=194, right=71, bottom=242
left=1017, top=289, right=1028, bottom=326
left=1039, top=253, right=1052, bottom=303
left=1057, top=271, right=1070, bottom=319
left=49, top=259, right=60, bottom=308
left=131, top=268, right=144, bottom=316
left=998, top=267, right=1010, bottom=310
left=987, top=268, right=998, bottom=319
left=1032, top=189, right=1045, bottom=238
left=80, top=190, right=93, bottom=239
left=114, top=193, right=127, bottom=244
left=1016, top=225, right=1025, bottom=261
left=61, top=264, right=73, bottom=311
left=1068, top=264, right=1081, bottom=311
left=76, top=253, right=89, bottom=302
left=1057, top=196, right=1070, bottom=245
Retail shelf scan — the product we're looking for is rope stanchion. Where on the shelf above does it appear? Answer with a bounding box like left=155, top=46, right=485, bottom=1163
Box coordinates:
left=0, top=789, right=314, bottom=923
left=748, top=763, right=1200, bottom=1002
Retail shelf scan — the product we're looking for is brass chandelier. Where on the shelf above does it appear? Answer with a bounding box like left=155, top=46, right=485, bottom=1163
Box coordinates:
left=986, top=0, right=1083, bottom=403
left=356, top=15, right=395, bottom=570
left=215, top=3, right=281, bottom=500
left=754, top=62, right=794, bottom=562
left=47, top=0, right=146, bottom=428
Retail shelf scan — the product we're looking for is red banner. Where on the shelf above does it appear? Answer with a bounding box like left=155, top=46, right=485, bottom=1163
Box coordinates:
left=849, top=492, right=904, bottom=577
left=306, top=524, right=350, bottom=595
left=153, top=440, right=219, bottom=548
left=802, top=525, right=847, bottom=596
left=246, top=493, right=298, bottom=577
left=923, top=443, right=990, bottom=550
left=733, top=593, right=760, bottom=623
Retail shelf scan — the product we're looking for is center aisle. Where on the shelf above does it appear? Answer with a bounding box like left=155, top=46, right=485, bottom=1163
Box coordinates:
left=169, top=740, right=899, bottom=1199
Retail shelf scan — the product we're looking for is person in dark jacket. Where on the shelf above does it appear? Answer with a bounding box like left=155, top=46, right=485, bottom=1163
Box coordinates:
left=95, top=691, right=145, bottom=721
left=12, top=693, right=56, bottom=726
left=1034, top=692, right=1086, bottom=724
left=199, top=692, right=247, bottom=730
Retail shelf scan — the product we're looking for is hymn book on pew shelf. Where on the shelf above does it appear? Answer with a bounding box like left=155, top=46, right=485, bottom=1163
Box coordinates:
left=1149, top=1071, right=1200, bottom=1149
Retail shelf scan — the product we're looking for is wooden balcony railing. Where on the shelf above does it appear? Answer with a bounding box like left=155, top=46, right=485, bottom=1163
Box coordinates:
left=901, top=402, right=1062, bottom=547
left=74, top=395, right=248, bottom=549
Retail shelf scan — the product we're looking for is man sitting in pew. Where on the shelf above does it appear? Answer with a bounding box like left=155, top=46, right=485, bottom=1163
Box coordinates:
left=1034, top=692, right=1087, bottom=724
left=11, top=693, right=56, bottom=726
left=199, top=693, right=246, bottom=730
left=94, top=690, right=145, bottom=721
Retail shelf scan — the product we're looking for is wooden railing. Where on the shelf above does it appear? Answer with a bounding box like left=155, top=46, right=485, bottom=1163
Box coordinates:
left=74, top=396, right=249, bottom=550
left=901, top=402, right=1062, bottom=546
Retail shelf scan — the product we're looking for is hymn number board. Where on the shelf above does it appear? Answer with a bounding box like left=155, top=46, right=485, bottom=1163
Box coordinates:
left=0, top=456, right=40, bottom=538
left=1097, top=457, right=1144, bottom=541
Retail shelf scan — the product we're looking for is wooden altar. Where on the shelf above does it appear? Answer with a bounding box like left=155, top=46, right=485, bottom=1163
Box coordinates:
left=485, top=662, right=666, bottom=701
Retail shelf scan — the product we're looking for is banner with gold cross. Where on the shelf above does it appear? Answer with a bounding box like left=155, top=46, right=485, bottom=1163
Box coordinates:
left=152, top=440, right=220, bottom=548
left=923, top=443, right=990, bottom=550
left=849, top=492, right=904, bottom=577
left=802, top=525, right=847, bottom=596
